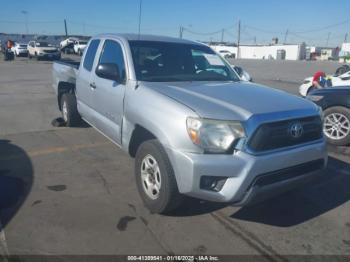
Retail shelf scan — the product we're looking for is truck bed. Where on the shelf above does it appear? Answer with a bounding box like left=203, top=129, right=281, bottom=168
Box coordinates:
left=55, top=59, right=80, bottom=69
left=52, top=59, right=80, bottom=95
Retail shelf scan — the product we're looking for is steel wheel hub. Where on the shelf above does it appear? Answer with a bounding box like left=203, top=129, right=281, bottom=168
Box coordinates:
left=324, top=113, right=350, bottom=140
left=62, top=101, right=68, bottom=122
left=140, top=154, right=161, bottom=200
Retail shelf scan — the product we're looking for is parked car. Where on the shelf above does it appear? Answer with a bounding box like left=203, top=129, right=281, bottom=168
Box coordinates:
left=60, top=37, right=78, bottom=54
left=11, top=42, right=28, bottom=57
left=28, top=40, right=61, bottom=60
left=299, top=71, right=350, bottom=97
left=52, top=34, right=327, bottom=214
left=73, top=40, right=88, bottom=56
left=307, top=87, right=350, bottom=146
left=218, top=50, right=235, bottom=59
left=335, top=64, right=350, bottom=76
left=60, top=37, right=78, bottom=49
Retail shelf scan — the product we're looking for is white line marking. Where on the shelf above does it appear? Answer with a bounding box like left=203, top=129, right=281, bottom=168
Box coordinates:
left=0, top=219, right=9, bottom=258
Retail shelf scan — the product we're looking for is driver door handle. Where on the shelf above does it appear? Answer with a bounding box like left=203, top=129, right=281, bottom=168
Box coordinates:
left=90, top=82, right=97, bottom=89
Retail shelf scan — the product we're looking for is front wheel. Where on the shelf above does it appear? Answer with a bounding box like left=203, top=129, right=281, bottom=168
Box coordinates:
left=135, top=140, right=183, bottom=214
left=323, top=106, right=350, bottom=146
left=60, top=93, right=81, bottom=127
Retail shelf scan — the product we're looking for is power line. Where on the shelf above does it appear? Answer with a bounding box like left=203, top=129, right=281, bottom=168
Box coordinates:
left=183, top=27, right=223, bottom=36
left=293, top=18, right=350, bottom=34
left=244, top=24, right=282, bottom=35
left=0, top=20, right=61, bottom=24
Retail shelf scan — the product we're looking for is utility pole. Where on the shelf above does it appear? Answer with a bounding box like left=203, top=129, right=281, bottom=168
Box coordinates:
left=179, top=26, right=184, bottom=39
left=64, top=19, right=68, bottom=37
left=284, top=29, right=289, bottom=44
left=345, top=33, right=348, bottom=43
left=326, top=32, right=331, bottom=47
left=21, top=11, right=29, bottom=34
left=237, top=19, right=241, bottom=59
left=221, top=29, right=224, bottom=43
left=254, top=36, right=256, bottom=45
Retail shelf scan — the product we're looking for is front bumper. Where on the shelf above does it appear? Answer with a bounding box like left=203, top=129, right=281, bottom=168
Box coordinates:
left=38, top=52, right=60, bottom=58
left=166, top=140, right=327, bottom=205
left=17, top=49, right=28, bottom=54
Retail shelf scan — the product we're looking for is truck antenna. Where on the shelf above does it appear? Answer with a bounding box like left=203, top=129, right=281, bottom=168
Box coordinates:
left=137, top=0, right=143, bottom=40
left=135, top=0, right=143, bottom=89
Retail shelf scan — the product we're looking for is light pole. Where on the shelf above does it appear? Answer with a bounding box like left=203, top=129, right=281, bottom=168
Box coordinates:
left=21, top=10, right=29, bottom=34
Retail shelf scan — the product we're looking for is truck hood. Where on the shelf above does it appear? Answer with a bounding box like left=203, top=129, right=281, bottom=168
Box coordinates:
left=141, top=81, right=317, bottom=121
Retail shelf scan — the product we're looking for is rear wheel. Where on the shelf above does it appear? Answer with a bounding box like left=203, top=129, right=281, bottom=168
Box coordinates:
left=335, top=65, right=350, bottom=76
left=306, top=86, right=314, bottom=96
left=323, top=106, right=350, bottom=146
left=60, top=93, right=81, bottom=127
left=135, top=140, right=183, bottom=214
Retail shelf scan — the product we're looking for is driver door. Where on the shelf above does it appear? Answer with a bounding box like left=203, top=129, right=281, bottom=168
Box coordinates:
left=90, top=39, right=127, bottom=144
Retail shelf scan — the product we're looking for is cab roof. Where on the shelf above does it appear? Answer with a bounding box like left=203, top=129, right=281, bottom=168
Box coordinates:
left=94, top=33, right=205, bottom=46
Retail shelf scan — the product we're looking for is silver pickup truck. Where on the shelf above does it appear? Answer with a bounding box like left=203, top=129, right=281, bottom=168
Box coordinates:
left=52, top=34, right=327, bottom=214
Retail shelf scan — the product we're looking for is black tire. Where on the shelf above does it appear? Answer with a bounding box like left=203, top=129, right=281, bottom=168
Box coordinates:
left=335, top=65, right=350, bottom=76
left=306, top=86, right=314, bottom=96
left=60, top=93, right=81, bottom=127
left=323, top=106, right=350, bottom=146
left=135, top=140, right=183, bottom=214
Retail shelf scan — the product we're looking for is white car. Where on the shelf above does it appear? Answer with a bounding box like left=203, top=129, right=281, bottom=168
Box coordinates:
left=218, top=50, right=235, bottom=59
left=299, top=71, right=350, bottom=97
left=73, top=40, right=88, bottom=56
left=11, top=43, right=28, bottom=57
left=28, top=40, right=61, bottom=60
left=60, top=37, right=79, bottom=50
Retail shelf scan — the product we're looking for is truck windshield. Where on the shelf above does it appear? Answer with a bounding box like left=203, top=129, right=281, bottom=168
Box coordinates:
left=129, top=41, right=240, bottom=82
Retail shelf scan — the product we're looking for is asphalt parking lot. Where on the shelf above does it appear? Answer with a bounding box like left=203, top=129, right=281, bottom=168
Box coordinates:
left=1, top=55, right=350, bottom=257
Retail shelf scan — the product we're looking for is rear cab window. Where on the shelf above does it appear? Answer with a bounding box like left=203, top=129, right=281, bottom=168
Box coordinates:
left=83, top=39, right=101, bottom=71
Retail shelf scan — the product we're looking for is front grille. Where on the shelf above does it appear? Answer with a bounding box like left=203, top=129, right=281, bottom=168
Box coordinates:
left=249, top=159, right=324, bottom=189
left=248, top=116, right=322, bottom=152
left=44, top=49, right=57, bottom=54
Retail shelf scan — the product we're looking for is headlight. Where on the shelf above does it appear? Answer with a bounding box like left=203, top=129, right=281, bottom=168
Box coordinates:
left=307, top=95, right=323, bottom=101
left=186, top=117, right=246, bottom=153
left=303, top=80, right=311, bottom=84
left=316, top=106, right=324, bottom=121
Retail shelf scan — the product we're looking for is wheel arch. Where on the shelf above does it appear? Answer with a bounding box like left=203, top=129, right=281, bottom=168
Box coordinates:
left=57, top=82, right=76, bottom=111
left=128, top=124, right=157, bottom=158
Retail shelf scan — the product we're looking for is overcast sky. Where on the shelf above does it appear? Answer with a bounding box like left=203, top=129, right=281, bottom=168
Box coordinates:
left=1, top=0, right=349, bottom=47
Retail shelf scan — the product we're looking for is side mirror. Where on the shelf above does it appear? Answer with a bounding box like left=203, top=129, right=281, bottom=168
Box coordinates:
left=232, top=65, right=252, bottom=82
left=95, top=63, right=121, bottom=82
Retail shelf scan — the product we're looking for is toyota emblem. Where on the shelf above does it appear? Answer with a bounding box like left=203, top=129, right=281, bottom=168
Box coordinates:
left=289, top=122, right=304, bottom=139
